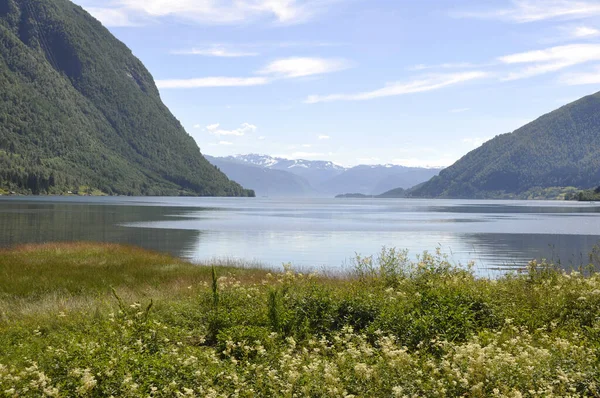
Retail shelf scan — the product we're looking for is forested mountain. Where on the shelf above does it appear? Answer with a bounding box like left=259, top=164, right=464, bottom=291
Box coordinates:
left=412, top=92, right=600, bottom=198
left=0, top=0, right=253, bottom=196
left=208, top=154, right=442, bottom=197
left=205, top=156, right=317, bottom=197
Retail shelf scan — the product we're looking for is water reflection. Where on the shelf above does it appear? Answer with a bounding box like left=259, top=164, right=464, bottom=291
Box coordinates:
left=0, top=197, right=599, bottom=275
left=0, top=200, right=201, bottom=257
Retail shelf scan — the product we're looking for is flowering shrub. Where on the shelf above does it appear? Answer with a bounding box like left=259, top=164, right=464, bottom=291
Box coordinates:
left=1, top=246, right=600, bottom=397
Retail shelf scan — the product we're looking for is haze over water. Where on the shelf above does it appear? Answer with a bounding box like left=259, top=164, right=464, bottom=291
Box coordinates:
left=1, top=197, right=599, bottom=276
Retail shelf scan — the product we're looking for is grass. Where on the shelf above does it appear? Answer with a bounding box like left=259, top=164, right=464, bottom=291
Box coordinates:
left=1, top=244, right=600, bottom=397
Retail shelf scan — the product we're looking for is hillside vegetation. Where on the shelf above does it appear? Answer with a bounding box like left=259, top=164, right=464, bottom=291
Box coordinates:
left=2, top=243, right=600, bottom=396
left=412, top=92, right=600, bottom=198
left=0, top=0, right=253, bottom=196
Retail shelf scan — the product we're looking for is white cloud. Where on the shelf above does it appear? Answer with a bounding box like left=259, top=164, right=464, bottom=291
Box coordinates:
left=85, top=7, right=139, bottom=27
left=156, top=57, right=349, bottom=90
left=172, top=46, right=259, bottom=57
left=318, top=135, right=331, bottom=140
left=219, top=141, right=234, bottom=146
left=499, top=43, right=600, bottom=80
left=258, top=136, right=267, bottom=140
left=305, top=71, right=488, bottom=104
left=193, top=124, right=202, bottom=129
left=82, top=0, right=328, bottom=27
left=456, top=0, right=600, bottom=23
left=462, top=137, right=493, bottom=147
left=302, top=144, right=312, bottom=148
left=408, top=62, right=490, bottom=71
left=560, top=67, right=600, bottom=84
left=259, top=57, right=351, bottom=78
left=570, top=26, right=600, bottom=37
left=156, top=77, right=269, bottom=89
left=207, top=123, right=258, bottom=137
left=450, top=108, right=471, bottom=113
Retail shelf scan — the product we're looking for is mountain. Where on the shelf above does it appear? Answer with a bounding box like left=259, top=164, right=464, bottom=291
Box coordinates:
left=377, top=187, right=407, bottom=198
left=205, top=156, right=317, bottom=197
left=208, top=154, right=442, bottom=197
left=224, top=154, right=346, bottom=187
left=0, top=0, right=253, bottom=197
left=412, top=92, right=600, bottom=198
left=319, top=165, right=442, bottom=196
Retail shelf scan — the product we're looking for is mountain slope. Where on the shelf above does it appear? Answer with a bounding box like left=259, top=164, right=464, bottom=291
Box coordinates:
left=205, top=156, right=317, bottom=197
left=0, top=0, right=253, bottom=196
left=320, top=165, right=442, bottom=196
left=412, top=93, right=600, bottom=198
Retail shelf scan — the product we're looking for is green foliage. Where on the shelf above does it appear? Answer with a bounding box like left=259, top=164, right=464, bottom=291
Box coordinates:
left=3, top=244, right=600, bottom=396
left=0, top=0, right=254, bottom=197
left=567, top=186, right=600, bottom=201
left=412, top=93, right=600, bottom=198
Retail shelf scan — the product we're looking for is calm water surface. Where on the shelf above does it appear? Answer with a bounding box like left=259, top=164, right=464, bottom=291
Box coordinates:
left=1, top=196, right=600, bottom=276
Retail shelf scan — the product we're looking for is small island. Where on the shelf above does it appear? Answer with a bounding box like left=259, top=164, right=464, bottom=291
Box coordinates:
left=336, top=188, right=407, bottom=199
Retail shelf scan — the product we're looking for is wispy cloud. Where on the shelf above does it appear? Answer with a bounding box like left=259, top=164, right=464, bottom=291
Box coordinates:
left=172, top=46, right=259, bottom=57
left=499, top=43, right=600, bottom=80
left=305, top=72, right=488, bottom=104
left=85, top=7, right=140, bottom=27
left=156, top=77, right=269, bottom=89
left=318, top=135, right=331, bottom=140
left=219, top=141, right=234, bottom=146
left=158, top=57, right=349, bottom=90
left=560, top=67, right=600, bottom=85
left=450, top=108, right=471, bottom=113
left=408, top=62, right=492, bottom=71
left=455, top=0, right=600, bottom=23
left=80, top=0, right=332, bottom=27
left=569, top=25, right=600, bottom=38
left=462, top=137, right=493, bottom=147
left=259, top=57, right=351, bottom=78
left=207, top=123, right=258, bottom=137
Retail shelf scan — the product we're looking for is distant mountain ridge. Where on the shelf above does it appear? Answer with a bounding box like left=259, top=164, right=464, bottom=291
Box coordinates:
left=205, top=155, right=318, bottom=197
left=208, top=154, right=443, bottom=197
left=0, top=0, right=252, bottom=196
left=412, top=92, right=600, bottom=198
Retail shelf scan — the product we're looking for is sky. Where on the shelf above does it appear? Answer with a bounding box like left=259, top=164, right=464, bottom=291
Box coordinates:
left=71, top=0, right=600, bottom=168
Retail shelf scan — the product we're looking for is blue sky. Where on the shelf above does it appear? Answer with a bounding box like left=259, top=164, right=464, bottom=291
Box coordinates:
left=73, top=0, right=600, bottom=167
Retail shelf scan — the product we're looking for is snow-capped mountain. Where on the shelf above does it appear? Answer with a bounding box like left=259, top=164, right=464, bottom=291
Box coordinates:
left=218, top=154, right=347, bottom=186
left=207, top=154, right=444, bottom=197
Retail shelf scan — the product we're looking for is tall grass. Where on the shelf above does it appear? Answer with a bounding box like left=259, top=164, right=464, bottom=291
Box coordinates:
left=1, top=243, right=600, bottom=397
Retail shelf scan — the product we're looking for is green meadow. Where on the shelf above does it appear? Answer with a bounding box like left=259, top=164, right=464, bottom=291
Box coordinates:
left=1, top=243, right=600, bottom=397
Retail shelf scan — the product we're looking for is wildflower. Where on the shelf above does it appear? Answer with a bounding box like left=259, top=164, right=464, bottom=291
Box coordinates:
left=354, top=363, right=372, bottom=379
left=77, top=369, right=97, bottom=394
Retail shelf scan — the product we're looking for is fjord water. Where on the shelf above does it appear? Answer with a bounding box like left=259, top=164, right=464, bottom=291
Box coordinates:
left=1, top=197, right=599, bottom=275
